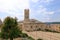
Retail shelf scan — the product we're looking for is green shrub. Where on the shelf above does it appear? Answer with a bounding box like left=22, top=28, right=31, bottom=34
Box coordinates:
left=45, top=29, right=60, bottom=33
left=37, top=38, right=43, bottom=40
left=37, top=28, right=41, bottom=31
left=45, top=29, right=52, bottom=32
left=0, top=32, right=1, bottom=38
left=28, top=36, right=35, bottom=40
left=21, top=33, right=28, bottom=38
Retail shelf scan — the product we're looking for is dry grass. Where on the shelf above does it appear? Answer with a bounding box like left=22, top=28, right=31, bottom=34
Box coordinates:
left=0, top=31, right=60, bottom=40
left=23, top=31, right=60, bottom=40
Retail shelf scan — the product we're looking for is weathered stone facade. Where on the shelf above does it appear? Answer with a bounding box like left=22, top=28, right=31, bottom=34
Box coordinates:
left=18, top=9, right=60, bottom=32
left=47, top=24, right=60, bottom=32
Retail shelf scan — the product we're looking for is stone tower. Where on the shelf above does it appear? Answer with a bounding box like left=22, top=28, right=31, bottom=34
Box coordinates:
left=24, top=9, right=29, bottom=22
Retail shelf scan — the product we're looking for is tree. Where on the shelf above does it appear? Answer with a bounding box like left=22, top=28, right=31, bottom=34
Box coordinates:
left=1, top=17, right=22, bottom=40
left=37, top=38, right=43, bottom=40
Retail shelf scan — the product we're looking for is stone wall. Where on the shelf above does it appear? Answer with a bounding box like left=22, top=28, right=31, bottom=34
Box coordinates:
left=19, top=23, right=60, bottom=32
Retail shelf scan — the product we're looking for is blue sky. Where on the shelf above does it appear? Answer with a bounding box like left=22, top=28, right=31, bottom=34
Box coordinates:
left=0, top=0, right=60, bottom=22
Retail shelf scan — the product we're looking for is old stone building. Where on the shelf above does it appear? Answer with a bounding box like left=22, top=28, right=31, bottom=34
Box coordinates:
left=47, top=24, right=60, bottom=32
left=18, top=9, right=60, bottom=32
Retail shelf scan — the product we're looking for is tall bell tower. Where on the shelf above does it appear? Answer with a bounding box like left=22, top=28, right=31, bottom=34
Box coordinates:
left=24, top=9, right=29, bottom=22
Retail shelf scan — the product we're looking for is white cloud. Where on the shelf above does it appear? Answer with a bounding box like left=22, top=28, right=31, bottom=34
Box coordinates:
left=57, top=9, right=60, bottom=12
left=0, top=0, right=29, bottom=16
left=40, top=0, right=54, bottom=3
left=31, top=0, right=54, bottom=4
left=30, top=5, right=54, bottom=22
left=37, top=5, right=54, bottom=15
left=39, top=0, right=54, bottom=4
left=31, top=0, right=39, bottom=3
left=48, top=12, right=54, bottom=14
left=42, top=17, right=50, bottom=22
left=0, top=0, right=30, bottom=21
left=45, top=0, right=54, bottom=3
